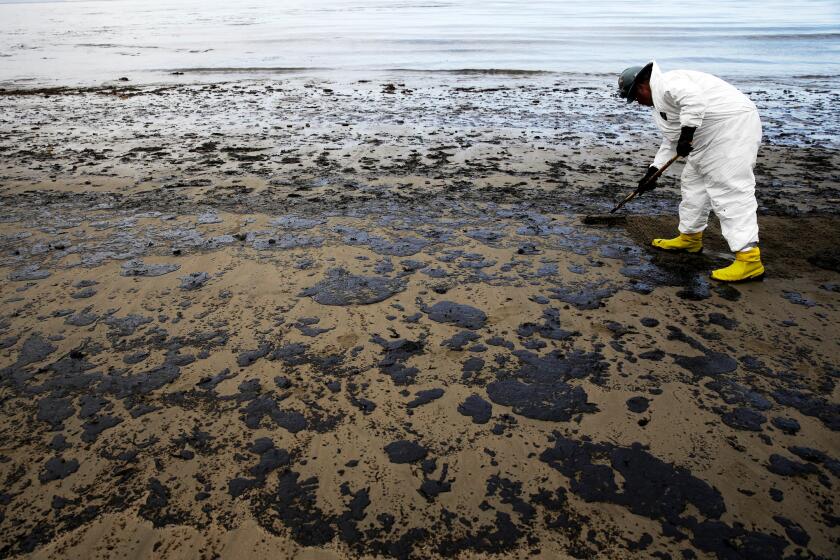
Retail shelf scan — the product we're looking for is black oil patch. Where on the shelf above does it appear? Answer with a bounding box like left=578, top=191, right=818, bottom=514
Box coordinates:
left=457, top=394, right=493, bottom=424
left=407, top=388, right=444, bottom=409
left=486, top=350, right=605, bottom=422
left=538, top=435, right=789, bottom=558
left=301, top=268, right=406, bottom=305
left=667, top=326, right=738, bottom=379
left=384, top=440, right=428, bottom=464
left=626, top=396, right=649, bottom=414
left=38, top=456, right=80, bottom=483
left=423, top=301, right=487, bottom=329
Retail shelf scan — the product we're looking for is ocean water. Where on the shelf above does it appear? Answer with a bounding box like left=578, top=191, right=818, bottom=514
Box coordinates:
left=0, top=0, right=839, bottom=86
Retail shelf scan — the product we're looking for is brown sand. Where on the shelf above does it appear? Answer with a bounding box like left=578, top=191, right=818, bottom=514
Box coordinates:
left=0, top=78, right=838, bottom=560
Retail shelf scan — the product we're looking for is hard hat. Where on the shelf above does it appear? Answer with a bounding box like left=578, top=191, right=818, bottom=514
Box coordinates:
left=618, top=62, right=653, bottom=102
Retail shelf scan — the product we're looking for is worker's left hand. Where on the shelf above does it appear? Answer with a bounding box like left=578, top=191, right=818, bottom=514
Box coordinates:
left=677, top=126, right=696, bottom=157
left=637, top=166, right=659, bottom=193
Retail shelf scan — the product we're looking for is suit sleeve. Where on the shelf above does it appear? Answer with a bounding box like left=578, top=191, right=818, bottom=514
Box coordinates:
left=666, top=77, right=707, bottom=128
left=653, top=138, right=676, bottom=168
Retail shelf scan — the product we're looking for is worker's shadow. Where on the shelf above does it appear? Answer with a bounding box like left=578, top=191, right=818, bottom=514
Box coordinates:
left=646, top=250, right=741, bottom=301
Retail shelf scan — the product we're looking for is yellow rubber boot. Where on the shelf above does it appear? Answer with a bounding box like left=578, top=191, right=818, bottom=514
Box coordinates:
left=711, top=247, right=765, bottom=282
left=651, top=232, right=703, bottom=253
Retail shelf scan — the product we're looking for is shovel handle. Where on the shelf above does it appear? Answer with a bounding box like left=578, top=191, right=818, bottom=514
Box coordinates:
left=609, top=154, right=680, bottom=214
left=642, top=153, right=680, bottom=186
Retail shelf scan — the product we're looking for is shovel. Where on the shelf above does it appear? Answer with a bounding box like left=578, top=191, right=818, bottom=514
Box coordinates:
left=582, top=154, right=680, bottom=225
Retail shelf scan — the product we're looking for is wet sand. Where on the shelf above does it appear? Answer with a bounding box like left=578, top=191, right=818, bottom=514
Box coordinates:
left=0, top=76, right=839, bottom=559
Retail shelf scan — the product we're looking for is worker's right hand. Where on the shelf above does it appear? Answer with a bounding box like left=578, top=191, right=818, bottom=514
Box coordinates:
left=637, top=166, right=659, bottom=193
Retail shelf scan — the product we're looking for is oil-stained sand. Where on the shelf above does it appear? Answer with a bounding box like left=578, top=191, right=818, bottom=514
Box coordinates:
left=0, top=77, right=838, bottom=559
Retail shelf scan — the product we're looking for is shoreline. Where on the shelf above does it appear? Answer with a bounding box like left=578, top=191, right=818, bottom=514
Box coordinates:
left=2, top=68, right=840, bottom=96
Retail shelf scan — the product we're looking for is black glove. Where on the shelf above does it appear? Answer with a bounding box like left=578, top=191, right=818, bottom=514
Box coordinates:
left=676, top=126, right=696, bottom=157
left=637, top=166, right=659, bottom=193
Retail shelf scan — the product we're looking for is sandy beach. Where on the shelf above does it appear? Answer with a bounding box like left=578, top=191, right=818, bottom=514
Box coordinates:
left=0, top=74, right=838, bottom=559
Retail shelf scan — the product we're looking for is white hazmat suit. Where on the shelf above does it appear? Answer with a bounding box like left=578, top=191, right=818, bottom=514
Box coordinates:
left=648, top=61, right=762, bottom=252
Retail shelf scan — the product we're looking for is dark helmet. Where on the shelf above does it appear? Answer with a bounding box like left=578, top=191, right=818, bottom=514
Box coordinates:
left=618, top=62, right=653, bottom=102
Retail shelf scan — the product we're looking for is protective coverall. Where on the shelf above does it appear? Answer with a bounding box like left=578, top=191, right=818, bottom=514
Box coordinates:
left=648, top=61, right=762, bottom=253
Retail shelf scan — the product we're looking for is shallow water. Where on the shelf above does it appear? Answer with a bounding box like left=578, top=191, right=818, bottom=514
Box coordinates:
left=1, top=0, right=839, bottom=86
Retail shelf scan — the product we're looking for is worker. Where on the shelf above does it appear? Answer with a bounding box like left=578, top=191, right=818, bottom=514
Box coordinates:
left=617, top=61, right=765, bottom=282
